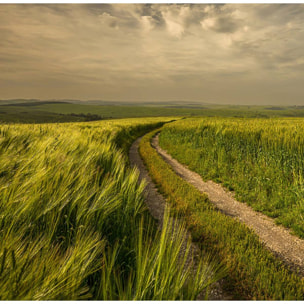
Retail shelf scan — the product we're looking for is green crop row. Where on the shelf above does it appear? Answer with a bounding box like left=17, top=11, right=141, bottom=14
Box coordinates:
left=0, top=118, right=217, bottom=300
left=159, top=117, right=304, bottom=239
left=139, top=127, right=304, bottom=300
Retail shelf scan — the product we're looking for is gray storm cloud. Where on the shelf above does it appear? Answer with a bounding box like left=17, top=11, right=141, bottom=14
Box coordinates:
left=0, top=4, right=304, bottom=105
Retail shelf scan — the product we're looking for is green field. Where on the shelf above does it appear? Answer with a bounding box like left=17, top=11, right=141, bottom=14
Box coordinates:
left=140, top=125, right=304, bottom=300
left=2, top=100, right=304, bottom=123
left=2, top=108, right=304, bottom=300
left=159, top=117, right=304, bottom=238
left=0, top=118, right=220, bottom=300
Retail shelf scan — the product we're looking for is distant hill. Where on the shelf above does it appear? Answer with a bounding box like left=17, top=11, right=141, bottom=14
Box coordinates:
left=2, top=101, right=70, bottom=107
left=0, top=99, right=212, bottom=107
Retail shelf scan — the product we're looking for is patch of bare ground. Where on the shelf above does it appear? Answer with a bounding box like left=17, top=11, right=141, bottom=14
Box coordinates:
left=153, top=134, right=304, bottom=277
left=129, top=137, right=234, bottom=300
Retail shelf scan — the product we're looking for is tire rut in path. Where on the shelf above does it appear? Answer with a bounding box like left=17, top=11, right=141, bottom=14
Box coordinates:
left=129, top=137, right=233, bottom=301
left=153, top=134, right=304, bottom=276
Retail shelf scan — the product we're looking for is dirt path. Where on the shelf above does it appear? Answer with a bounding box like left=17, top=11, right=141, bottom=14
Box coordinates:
left=129, top=137, right=165, bottom=221
left=129, top=137, right=233, bottom=300
left=152, top=134, right=304, bottom=276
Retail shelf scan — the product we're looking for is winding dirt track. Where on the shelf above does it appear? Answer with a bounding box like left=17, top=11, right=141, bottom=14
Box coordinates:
left=152, top=134, right=304, bottom=276
left=129, top=137, right=233, bottom=300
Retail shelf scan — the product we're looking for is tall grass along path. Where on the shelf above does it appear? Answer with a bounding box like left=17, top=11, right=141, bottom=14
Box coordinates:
left=129, top=137, right=232, bottom=300
left=152, top=133, right=304, bottom=276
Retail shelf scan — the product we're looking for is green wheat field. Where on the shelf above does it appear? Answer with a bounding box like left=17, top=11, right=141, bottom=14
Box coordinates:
left=2, top=105, right=304, bottom=300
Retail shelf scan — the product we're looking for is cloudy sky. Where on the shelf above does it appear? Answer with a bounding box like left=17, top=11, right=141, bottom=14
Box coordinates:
left=1, top=3, right=304, bottom=105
